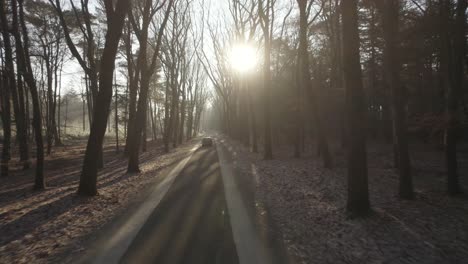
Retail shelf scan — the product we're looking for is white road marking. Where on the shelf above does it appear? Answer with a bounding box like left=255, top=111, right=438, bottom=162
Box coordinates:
left=90, top=145, right=199, bottom=264
left=216, top=142, right=271, bottom=264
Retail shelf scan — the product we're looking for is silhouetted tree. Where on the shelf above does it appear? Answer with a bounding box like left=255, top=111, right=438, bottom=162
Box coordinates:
left=342, top=0, right=370, bottom=216
left=258, top=0, right=274, bottom=159
left=440, top=0, right=467, bottom=195
left=297, top=0, right=332, bottom=168
left=376, top=0, right=414, bottom=199
left=78, top=0, right=130, bottom=195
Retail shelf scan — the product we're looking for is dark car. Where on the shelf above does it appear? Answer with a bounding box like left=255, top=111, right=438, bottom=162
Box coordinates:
left=202, top=137, right=214, bottom=147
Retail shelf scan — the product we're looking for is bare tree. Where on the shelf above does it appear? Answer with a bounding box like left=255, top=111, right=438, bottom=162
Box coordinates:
left=49, top=0, right=102, bottom=166
left=78, top=0, right=130, bottom=195
left=258, top=0, right=274, bottom=159
left=127, top=0, right=174, bottom=172
left=16, top=0, right=46, bottom=188
left=297, top=0, right=332, bottom=168
left=0, top=0, right=13, bottom=177
left=439, top=0, right=467, bottom=195
left=341, top=0, right=370, bottom=216
left=375, top=0, right=414, bottom=199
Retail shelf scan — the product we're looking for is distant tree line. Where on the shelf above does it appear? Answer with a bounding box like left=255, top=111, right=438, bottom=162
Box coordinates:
left=0, top=0, right=209, bottom=195
left=0, top=0, right=466, bottom=217
left=204, top=0, right=467, bottom=217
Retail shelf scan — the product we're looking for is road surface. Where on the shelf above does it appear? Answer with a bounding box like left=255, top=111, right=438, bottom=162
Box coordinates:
left=80, top=140, right=291, bottom=264
left=120, top=146, right=238, bottom=264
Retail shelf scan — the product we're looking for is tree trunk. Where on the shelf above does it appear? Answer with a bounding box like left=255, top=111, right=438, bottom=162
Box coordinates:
left=17, top=0, right=45, bottom=189
left=14, top=63, right=29, bottom=169
left=57, top=66, right=62, bottom=140
left=248, top=91, right=258, bottom=153
left=128, top=73, right=150, bottom=172
left=79, top=0, right=129, bottom=196
left=52, top=58, right=62, bottom=146
left=297, top=0, right=332, bottom=168
left=179, top=88, right=186, bottom=144
left=186, top=102, right=194, bottom=140
left=43, top=49, right=53, bottom=155
left=440, top=0, right=466, bottom=195
left=341, top=0, right=370, bottom=217
left=142, top=108, right=147, bottom=152
left=0, top=70, right=11, bottom=178
left=164, top=80, right=171, bottom=152
left=115, top=75, right=119, bottom=153
left=381, top=0, right=414, bottom=199
left=64, top=96, right=68, bottom=135
left=294, top=61, right=302, bottom=158
left=260, top=1, right=273, bottom=160
left=0, top=0, right=14, bottom=177
left=149, top=103, right=157, bottom=140
left=127, top=0, right=172, bottom=170
left=170, top=78, right=178, bottom=149
left=124, top=20, right=137, bottom=155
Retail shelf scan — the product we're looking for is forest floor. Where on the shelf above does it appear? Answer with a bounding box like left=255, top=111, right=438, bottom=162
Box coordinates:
left=220, top=136, right=468, bottom=264
left=0, top=138, right=196, bottom=264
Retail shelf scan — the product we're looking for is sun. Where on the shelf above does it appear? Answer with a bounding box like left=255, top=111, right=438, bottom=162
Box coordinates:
left=228, top=43, right=258, bottom=73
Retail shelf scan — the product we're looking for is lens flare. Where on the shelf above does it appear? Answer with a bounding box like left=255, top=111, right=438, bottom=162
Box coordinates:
left=229, top=44, right=257, bottom=73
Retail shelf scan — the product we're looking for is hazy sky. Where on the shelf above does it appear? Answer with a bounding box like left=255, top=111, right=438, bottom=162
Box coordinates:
left=59, top=0, right=221, bottom=95
left=57, top=0, right=294, bottom=95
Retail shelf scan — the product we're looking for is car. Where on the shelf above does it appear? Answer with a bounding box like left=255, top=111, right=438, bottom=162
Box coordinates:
left=202, top=137, right=214, bottom=147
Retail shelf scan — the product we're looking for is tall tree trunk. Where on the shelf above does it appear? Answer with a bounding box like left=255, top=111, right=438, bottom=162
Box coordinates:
left=79, top=0, right=129, bottom=196
left=142, top=108, right=147, bottom=152
left=128, top=73, right=150, bottom=172
left=248, top=89, right=258, bottom=153
left=259, top=0, right=273, bottom=159
left=43, top=49, right=53, bottom=155
left=52, top=57, right=62, bottom=146
left=342, top=0, right=370, bottom=216
left=440, top=0, right=467, bottom=195
left=0, top=70, right=11, bottom=178
left=0, top=0, right=28, bottom=175
left=149, top=102, right=157, bottom=140
left=14, top=64, right=29, bottom=169
left=25, top=77, right=30, bottom=140
left=179, top=88, right=186, bottom=144
left=84, top=69, right=92, bottom=129
left=57, top=66, right=62, bottom=140
left=124, top=20, right=137, bottom=155
left=172, top=94, right=179, bottom=148
left=64, top=96, right=68, bottom=135
left=82, top=87, right=86, bottom=131
left=127, top=0, right=172, bottom=171
left=294, top=61, right=302, bottom=158
left=186, top=102, right=194, bottom=140
left=128, top=10, right=152, bottom=171
left=17, top=0, right=45, bottom=189
left=380, top=0, right=414, bottom=199
left=115, top=75, right=119, bottom=153
left=297, top=0, right=332, bottom=168
left=164, top=80, right=171, bottom=152
left=124, top=77, right=128, bottom=140
left=368, top=6, right=379, bottom=139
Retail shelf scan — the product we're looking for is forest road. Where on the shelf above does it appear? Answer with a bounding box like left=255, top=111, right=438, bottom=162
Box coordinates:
left=119, top=145, right=239, bottom=264
left=80, top=139, right=288, bottom=264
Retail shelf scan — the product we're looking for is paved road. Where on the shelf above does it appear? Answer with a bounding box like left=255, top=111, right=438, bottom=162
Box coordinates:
left=120, top=146, right=239, bottom=264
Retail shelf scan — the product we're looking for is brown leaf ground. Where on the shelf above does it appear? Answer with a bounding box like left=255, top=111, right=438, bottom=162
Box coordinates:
left=0, top=139, right=196, bottom=264
left=221, top=136, right=468, bottom=264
